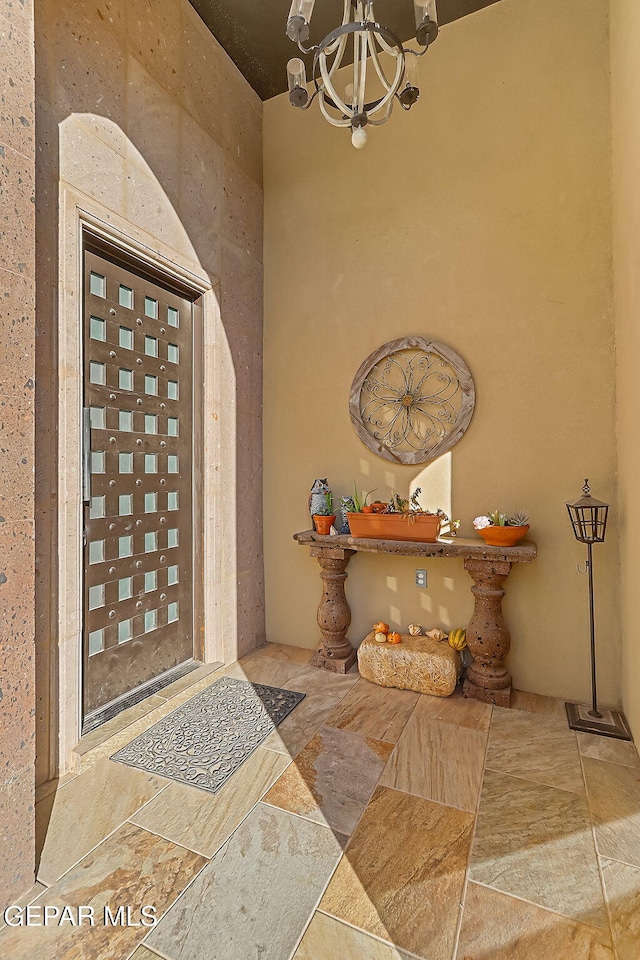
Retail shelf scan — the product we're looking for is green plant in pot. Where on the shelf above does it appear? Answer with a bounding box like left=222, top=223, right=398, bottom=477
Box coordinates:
left=313, top=491, right=336, bottom=536
left=473, top=510, right=530, bottom=546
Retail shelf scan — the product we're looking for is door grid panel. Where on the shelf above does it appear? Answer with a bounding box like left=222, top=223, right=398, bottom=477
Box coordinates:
left=83, top=248, right=194, bottom=720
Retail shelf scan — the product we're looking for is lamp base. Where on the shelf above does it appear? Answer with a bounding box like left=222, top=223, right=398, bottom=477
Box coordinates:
left=565, top=701, right=633, bottom=741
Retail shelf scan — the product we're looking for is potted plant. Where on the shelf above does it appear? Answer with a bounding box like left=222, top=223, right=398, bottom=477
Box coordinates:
left=313, top=491, right=336, bottom=536
left=473, top=510, right=530, bottom=547
left=346, top=487, right=459, bottom=543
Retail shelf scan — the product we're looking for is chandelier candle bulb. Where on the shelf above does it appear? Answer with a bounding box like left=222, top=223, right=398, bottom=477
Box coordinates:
left=287, top=58, right=309, bottom=106
left=286, top=0, right=315, bottom=41
left=414, top=0, right=438, bottom=29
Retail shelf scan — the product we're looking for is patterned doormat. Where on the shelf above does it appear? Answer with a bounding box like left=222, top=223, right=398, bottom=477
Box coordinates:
left=111, top=676, right=305, bottom=794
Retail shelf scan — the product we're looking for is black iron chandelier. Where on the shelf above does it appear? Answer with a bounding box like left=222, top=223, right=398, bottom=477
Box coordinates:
left=286, top=0, right=439, bottom=148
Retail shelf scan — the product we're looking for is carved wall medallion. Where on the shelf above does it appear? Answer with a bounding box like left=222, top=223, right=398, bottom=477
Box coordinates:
left=349, top=336, right=476, bottom=464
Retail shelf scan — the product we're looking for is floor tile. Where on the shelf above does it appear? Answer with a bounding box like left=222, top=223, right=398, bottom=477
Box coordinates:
left=280, top=663, right=360, bottom=698
left=0, top=822, right=206, bottom=960
left=324, top=678, right=419, bottom=743
left=131, top=746, right=290, bottom=857
left=293, top=912, right=414, bottom=960
left=263, top=726, right=393, bottom=836
left=583, top=758, right=640, bottom=867
left=0, top=882, right=46, bottom=931
left=380, top=711, right=486, bottom=813
left=469, top=769, right=607, bottom=928
left=415, top=687, right=492, bottom=732
left=577, top=733, right=640, bottom=769
left=511, top=689, right=567, bottom=720
left=260, top=688, right=351, bottom=757
left=130, top=947, right=164, bottom=960
left=456, top=881, right=613, bottom=960
left=320, top=785, right=473, bottom=960
left=251, top=642, right=315, bottom=664
left=224, top=655, right=306, bottom=688
left=600, top=857, right=640, bottom=960
left=147, top=802, right=343, bottom=960
left=37, top=758, right=166, bottom=885
left=486, top=707, right=584, bottom=794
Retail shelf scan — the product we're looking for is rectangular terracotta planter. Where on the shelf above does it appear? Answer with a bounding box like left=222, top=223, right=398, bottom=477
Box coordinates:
left=346, top=512, right=442, bottom=543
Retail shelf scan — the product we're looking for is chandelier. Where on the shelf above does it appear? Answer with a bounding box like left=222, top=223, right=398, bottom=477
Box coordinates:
left=285, top=0, right=439, bottom=148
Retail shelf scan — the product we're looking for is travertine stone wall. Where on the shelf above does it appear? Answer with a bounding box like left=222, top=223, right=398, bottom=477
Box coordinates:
left=35, top=0, right=264, bottom=783
left=0, top=0, right=37, bottom=908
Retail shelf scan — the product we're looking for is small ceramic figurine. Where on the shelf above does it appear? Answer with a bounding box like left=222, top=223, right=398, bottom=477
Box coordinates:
left=309, top=478, right=331, bottom=518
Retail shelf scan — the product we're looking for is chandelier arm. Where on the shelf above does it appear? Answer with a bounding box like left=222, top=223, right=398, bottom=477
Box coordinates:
left=327, top=31, right=349, bottom=80
left=365, top=50, right=404, bottom=118
left=368, top=31, right=396, bottom=92
left=365, top=100, right=395, bottom=125
left=318, top=91, right=352, bottom=127
left=357, top=23, right=368, bottom=113
left=319, top=54, right=353, bottom=117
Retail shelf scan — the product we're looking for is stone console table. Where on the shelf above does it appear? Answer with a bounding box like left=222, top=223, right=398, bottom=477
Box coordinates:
left=293, top=531, right=537, bottom=707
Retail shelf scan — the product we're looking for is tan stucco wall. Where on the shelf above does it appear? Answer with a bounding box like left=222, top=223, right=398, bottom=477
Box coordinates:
left=34, top=0, right=264, bottom=783
left=264, top=0, right=620, bottom=704
left=611, top=0, right=640, bottom=739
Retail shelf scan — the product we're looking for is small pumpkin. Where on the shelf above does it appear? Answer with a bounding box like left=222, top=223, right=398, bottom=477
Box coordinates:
left=425, top=628, right=447, bottom=642
left=387, top=631, right=402, bottom=644
left=408, top=623, right=422, bottom=636
left=374, top=631, right=388, bottom=644
left=373, top=621, right=389, bottom=635
left=448, top=628, right=467, bottom=651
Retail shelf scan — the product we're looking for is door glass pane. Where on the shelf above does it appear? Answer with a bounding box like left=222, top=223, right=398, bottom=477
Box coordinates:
left=119, top=410, right=133, bottom=432
left=167, top=306, right=179, bottom=327
left=145, top=414, right=157, bottom=434
left=88, top=629, right=104, bottom=656
left=145, top=454, right=157, bottom=473
left=145, top=493, right=158, bottom=513
left=88, top=584, right=105, bottom=610
left=145, top=375, right=158, bottom=396
left=118, top=620, right=132, bottom=643
left=145, top=336, right=158, bottom=357
left=90, top=316, right=106, bottom=341
left=118, top=535, right=133, bottom=558
left=89, top=540, right=104, bottom=564
left=167, top=602, right=179, bottom=623
left=144, top=531, right=158, bottom=552
left=167, top=528, right=179, bottom=548
left=167, top=417, right=178, bottom=437
left=167, top=380, right=178, bottom=400
left=91, top=451, right=105, bottom=474
left=119, top=327, right=134, bottom=350
left=145, top=297, right=158, bottom=319
left=119, top=494, right=133, bottom=516
left=144, top=609, right=157, bottom=632
left=90, top=496, right=105, bottom=519
left=90, top=272, right=106, bottom=298
left=167, top=492, right=178, bottom=510
left=167, top=455, right=178, bottom=474
left=144, top=570, right=157, bottom=592
left=119, top=369, right=133, bottom=391
left=167, top=344, right=179, bottom=364
left=119, top=285, right=133, bottom=309
left=90, top=406, right=105, bottom=429
left=118, top=577, right=133, bottom=601
left=90, top=362, right=106, bottom=385
left=119, top=452, right=133, bottom=473
left=167, top=564, right=179, bottom=585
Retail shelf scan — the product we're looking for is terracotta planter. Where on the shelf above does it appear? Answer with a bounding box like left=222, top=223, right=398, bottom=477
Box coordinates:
left=313, top=514, right=336, bottom=536
left=477, top=524, right=529, bottom=547
left=347, top=512, right=442, bottom=543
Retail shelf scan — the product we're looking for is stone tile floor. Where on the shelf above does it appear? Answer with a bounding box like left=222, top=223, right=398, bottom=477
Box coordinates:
left=2, top=642, right=640, bottom=959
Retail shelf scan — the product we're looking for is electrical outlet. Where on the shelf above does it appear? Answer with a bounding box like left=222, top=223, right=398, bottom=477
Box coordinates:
left=415, top=569, right=428, bottom=588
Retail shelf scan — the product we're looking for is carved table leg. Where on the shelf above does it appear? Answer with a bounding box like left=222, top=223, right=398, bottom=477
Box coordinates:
left=309, top=546, right=357, bottom=674
left=463, top=558, right=513, bottom=707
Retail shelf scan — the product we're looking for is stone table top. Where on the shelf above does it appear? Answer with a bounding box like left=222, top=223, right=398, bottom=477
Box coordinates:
left=293, top=531, right=537, bottom=564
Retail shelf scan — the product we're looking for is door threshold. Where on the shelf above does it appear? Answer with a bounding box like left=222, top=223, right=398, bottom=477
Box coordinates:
left=82, top=660, right=202, bottom=735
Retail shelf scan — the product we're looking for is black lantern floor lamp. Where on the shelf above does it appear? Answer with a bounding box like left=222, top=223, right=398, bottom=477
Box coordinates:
left=565, top=480, right=632, bottom=740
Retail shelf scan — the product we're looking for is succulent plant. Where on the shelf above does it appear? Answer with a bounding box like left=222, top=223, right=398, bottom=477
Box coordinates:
left=508, top=511, right=530, bottom=527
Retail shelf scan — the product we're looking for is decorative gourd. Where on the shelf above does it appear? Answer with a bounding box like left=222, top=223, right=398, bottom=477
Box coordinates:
left=373, top=621, right=389, bottom=635
left=387, top=631, right=402, bottom=644
left=408, top=623, right=422, bottom=636
left=374, top=632, right=388, bottom=644
left=425, top=628, right=447, bottom=642
left=448, top=628, right=467, bottom=650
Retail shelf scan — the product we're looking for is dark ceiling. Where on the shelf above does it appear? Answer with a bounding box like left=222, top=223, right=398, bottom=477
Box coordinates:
left=187, top=0, right=502, bottom=101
